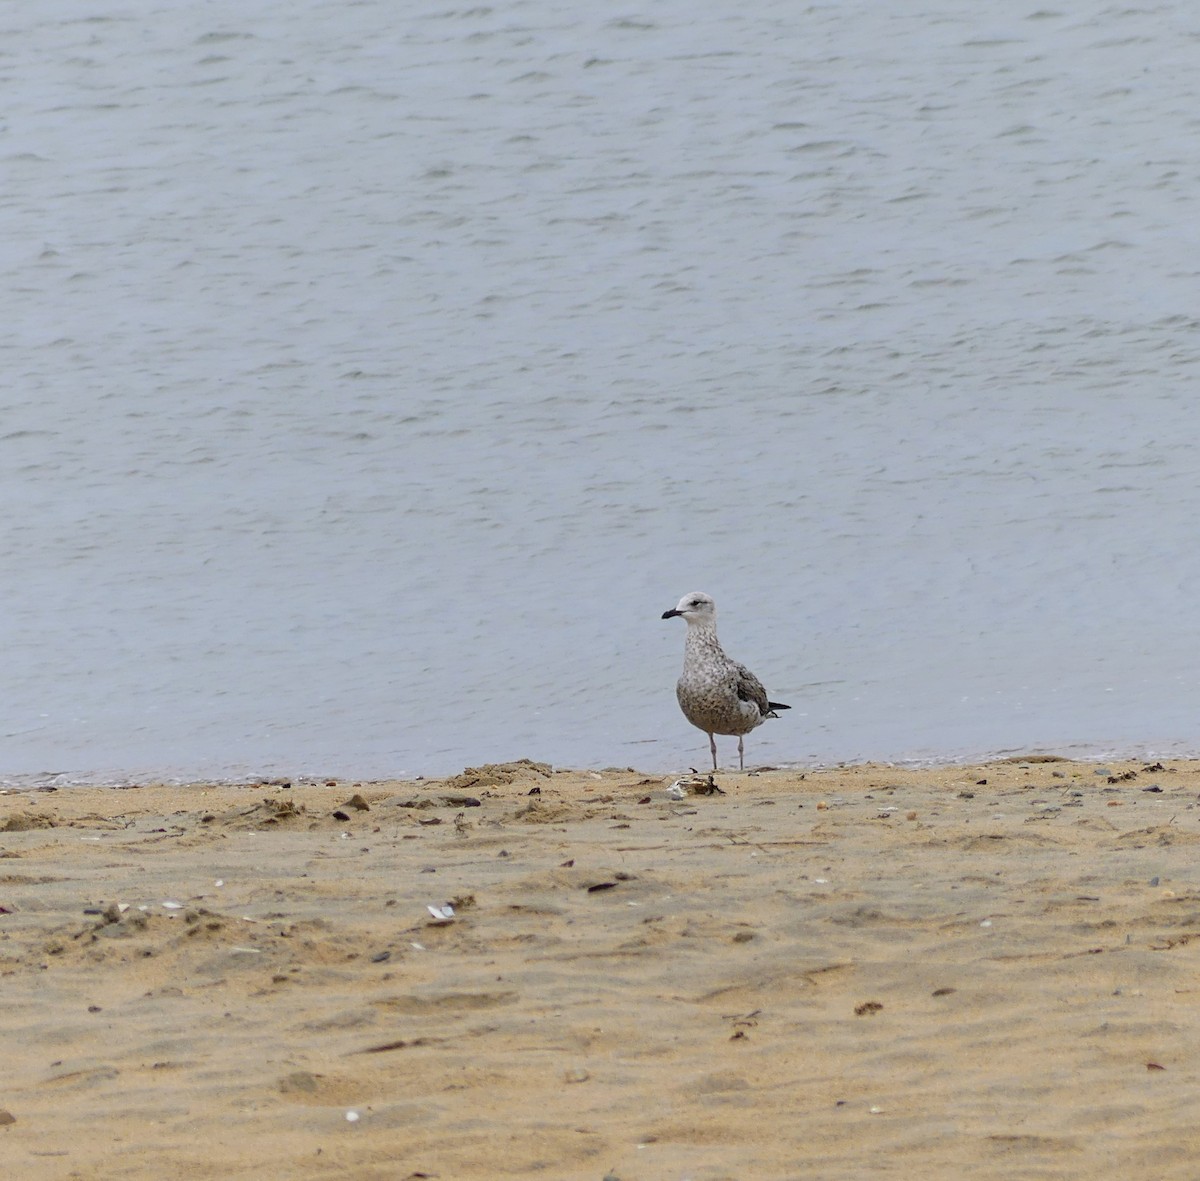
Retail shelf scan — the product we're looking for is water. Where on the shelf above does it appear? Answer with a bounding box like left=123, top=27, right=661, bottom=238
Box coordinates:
left=4, top=1, right=1200, bottom=783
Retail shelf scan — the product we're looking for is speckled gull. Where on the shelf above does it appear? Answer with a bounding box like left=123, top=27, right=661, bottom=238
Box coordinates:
left=661, top=591, right=790, bottom=771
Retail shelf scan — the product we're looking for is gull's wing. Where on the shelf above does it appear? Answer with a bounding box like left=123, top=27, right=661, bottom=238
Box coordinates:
left=732, top=661, right=772, bottom=718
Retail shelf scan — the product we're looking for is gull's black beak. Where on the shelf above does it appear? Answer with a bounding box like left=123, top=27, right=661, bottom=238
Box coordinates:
left=661, top=608, right=681, bottom=619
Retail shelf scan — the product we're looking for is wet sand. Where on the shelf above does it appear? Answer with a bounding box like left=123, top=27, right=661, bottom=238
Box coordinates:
left=4, top=756, right=1200, bottom=1180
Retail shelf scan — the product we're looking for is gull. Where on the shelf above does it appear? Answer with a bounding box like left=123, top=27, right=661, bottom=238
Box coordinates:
left=661, top=591, right=790, bottom=771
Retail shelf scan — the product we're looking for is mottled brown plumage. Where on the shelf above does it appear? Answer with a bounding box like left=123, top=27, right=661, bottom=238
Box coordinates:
left=661, top=591, right=790, bottom=770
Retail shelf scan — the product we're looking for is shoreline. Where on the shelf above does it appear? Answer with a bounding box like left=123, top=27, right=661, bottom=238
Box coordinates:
left=3, top=742, right=1197, bottom=792
left=4, top=756, right=1200, bottom=1178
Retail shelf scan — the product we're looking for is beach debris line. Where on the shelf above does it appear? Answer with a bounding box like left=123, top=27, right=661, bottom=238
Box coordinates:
left=661, top=591, right=790, bottom=771
left=666, top=773, right=725, bottom=799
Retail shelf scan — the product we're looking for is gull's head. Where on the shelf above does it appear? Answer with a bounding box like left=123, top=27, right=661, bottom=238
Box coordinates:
left=661, top=591, right=716, bottom=624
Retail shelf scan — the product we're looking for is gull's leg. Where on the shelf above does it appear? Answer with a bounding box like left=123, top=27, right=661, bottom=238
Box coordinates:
left=738, top=734, right=745, bottom=771
left=709, top=733, right=718, bottom=771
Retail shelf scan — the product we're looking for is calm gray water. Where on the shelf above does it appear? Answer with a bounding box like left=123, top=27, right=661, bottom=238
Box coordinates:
left=4, top=1, right=1200, bottom=783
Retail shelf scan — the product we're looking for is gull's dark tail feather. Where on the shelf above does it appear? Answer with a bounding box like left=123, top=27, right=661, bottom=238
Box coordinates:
left=768, top=701, right=791, bottom=712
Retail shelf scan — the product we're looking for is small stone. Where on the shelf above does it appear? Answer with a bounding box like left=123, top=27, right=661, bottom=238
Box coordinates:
left=0, top=1109, right=15, bottom=1125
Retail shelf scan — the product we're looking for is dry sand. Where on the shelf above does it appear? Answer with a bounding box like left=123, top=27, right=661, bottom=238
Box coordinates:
left=3, top=756, right=1200, bottom=1179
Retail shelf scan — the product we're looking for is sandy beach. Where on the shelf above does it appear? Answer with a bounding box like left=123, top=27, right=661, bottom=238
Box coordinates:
left=4, top=756, right=1200, bottom=1179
